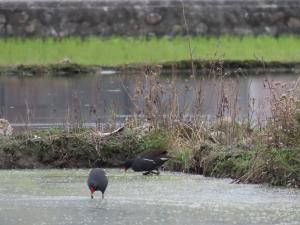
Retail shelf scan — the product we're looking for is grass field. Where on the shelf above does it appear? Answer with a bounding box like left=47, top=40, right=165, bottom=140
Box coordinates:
left=0, top=35, right=299, bottom=65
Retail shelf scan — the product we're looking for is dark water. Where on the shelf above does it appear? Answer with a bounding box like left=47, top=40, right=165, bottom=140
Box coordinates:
left=0, top=71, right=299, bottom=130
left=0, top=169, right=299, bottom=225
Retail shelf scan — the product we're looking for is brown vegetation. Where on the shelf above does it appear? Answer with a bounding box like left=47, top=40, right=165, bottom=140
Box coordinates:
left=0, top=66, right=299, bottom=188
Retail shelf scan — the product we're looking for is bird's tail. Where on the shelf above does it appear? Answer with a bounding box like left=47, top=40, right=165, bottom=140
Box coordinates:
left=160, top=155, right=174, bottom=161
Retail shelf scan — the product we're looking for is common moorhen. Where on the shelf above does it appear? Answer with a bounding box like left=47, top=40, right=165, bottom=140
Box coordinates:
left=87, top=168, right=108, bottom=199
left=124, top=149, right=171, bottom=175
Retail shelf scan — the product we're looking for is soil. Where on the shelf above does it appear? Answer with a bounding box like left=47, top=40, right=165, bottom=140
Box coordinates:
left=0, top=130, right=142, bottom=169
left=1, top=60, right=299, bottom=76
left=0, top=130, right=299, bottom=188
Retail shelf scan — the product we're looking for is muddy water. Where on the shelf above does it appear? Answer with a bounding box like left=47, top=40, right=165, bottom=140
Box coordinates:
left=0, top=72, right=299, bottom=130
left=0, top=169, right=299, bottom=225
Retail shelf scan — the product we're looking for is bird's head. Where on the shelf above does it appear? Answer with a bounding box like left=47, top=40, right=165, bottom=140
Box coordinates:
left=123, top=159, right=133, bottom=172
left=89, top=186, right=95, bottom=199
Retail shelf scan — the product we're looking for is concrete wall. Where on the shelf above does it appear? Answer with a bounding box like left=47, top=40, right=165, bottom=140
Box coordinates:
left=0, top=0, right=300, bottom=37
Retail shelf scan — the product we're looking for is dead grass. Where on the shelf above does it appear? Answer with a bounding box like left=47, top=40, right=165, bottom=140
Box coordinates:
left=124, top=67, right=300, bottom=187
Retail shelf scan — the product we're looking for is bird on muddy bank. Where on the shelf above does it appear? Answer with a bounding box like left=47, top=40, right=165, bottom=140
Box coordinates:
left=124, top=149, right=172, bottom=175
left=87, top=168, right=108, bottom=199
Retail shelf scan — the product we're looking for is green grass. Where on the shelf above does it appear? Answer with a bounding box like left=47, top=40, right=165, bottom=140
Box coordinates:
left=0, top=35, right=300, bottom=65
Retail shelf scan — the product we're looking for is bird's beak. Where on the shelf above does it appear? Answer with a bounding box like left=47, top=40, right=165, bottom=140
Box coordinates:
left=89, top=186, right=95, bottom=199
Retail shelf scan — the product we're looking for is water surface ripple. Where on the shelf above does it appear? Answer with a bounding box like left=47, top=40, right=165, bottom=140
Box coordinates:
left=0, top=169, right=299, bottom=225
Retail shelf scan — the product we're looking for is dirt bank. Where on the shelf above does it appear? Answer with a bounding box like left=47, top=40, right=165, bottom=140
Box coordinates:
left=0, top=130, right=142, bottom=169
left=0, top=128, right=299, bottom=188
left=1, top=60, right=300, bottom=76
left=0, top=64, right=101, bottom=76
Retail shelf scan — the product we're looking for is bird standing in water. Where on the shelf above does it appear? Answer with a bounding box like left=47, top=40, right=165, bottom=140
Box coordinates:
left=87, top=168, right=108, bottom=199
left=124, top=149, right=172, bottom=175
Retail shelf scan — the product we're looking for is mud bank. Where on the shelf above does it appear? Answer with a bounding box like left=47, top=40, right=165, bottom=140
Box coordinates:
left=0, top=130, right=142, bottom=169
left=1, top=60, right=300, bottom=76
left=0, top=129, right=299, bottom=188
left=0, top=64, right=102, bottom=76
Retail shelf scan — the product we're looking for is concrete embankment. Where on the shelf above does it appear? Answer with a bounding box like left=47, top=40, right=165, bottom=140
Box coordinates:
left=0, top=0, right=300, bottom=37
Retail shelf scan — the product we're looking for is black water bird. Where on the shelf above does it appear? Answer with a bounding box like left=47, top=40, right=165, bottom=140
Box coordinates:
left=87, top=168, right=108, bottom=199
left=124, top=149, right=172, bottom=175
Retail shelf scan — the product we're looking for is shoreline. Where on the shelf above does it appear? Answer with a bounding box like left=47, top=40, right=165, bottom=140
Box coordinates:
left=1, top=60, right=300, bottom=76
left=0, top=128, right=299, bottom=188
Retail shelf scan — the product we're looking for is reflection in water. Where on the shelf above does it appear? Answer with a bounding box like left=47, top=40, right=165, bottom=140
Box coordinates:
left=0, top=72, right=298, bottom=129
left=0, top=169, right=299, bottom=225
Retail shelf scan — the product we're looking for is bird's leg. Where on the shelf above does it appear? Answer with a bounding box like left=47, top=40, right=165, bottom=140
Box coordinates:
left=102, top=193, right=104, bottom=199
left=151, top=169, right=160, bottom=175
left=143, top=171, right=151, bottom=175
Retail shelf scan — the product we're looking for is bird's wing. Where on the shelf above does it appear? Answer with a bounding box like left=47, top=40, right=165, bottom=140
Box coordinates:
left=132, top=157, right=157, bottom=171
left=141, top=158, right=156, bottom=164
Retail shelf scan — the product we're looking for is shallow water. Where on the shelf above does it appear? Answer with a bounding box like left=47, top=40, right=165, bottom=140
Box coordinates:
left=0, top=169, right=299, bottom=225
left=0, top=72, right=299, bottom=130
